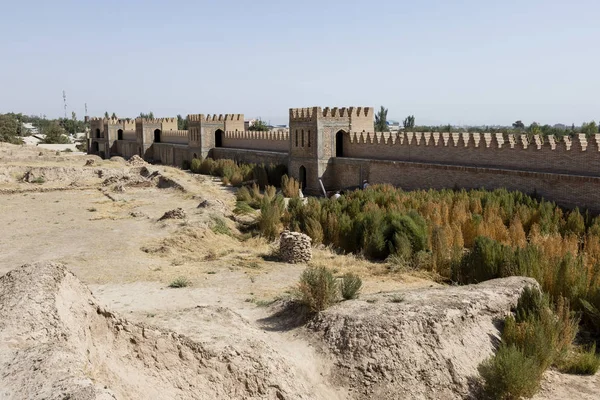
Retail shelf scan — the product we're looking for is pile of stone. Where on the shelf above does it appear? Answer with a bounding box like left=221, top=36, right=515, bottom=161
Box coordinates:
left=279, top=230, right=312, bottom=263
left=84, top=159, right=95, bottom=166
left=127, top=155, right=146, bottom=166
left=158, top=208, right=186, bottom=221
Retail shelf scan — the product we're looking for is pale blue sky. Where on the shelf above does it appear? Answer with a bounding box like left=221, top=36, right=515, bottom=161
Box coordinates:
left=1, top=0, right=599, bottom=126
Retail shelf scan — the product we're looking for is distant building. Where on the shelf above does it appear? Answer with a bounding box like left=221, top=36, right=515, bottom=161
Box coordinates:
left=21, top=123, right=38, bottom=135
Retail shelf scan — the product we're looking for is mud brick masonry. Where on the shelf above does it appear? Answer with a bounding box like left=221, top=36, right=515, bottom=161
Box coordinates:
left=88, top=107, right=600, bottom=212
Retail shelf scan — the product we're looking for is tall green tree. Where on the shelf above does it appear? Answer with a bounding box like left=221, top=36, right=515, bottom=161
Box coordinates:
left=104, top=111, right=109, bottom=119
left=110, top=112, right=117, bottom=119
left=42, top=123, right=70, bottom=144
left=581, top=121, right=598, bottom=136
left=177, top=114, right=188, bottom=130
left=528, top=122, right=542, bottom=136
left=139, top=111, right=154, bottom=119
left=0, top=114, right=23, bottom=144
left=375, top=106, right=389, bottom=132
left=249, top=118, right=270, bottom=131
left=512, top=120, right=525, bottom=129
left=403, top=115, right=415, bottom=129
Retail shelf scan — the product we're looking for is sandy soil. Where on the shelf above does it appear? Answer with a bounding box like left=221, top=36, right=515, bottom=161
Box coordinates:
left=0, top=142, right=598, bottom=399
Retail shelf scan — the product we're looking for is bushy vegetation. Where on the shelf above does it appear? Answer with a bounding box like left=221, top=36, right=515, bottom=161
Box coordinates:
left=188, top=157, right=287, bottom=189
left=479, top=288, right=584, bottom=399
left=295, top=267, right=364, bottom=311
left=168, top=276, right=191, bottom=288
left=296, top=266, right=339, bottom=312
left=281, top=184, right=600, bottom=335
left=340, top=273, right=362, bottom=300
left=281, top=174, right=300, bottom=198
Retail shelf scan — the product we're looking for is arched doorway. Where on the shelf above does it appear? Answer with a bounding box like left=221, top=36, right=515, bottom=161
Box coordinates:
left=335, top=130, right=344, bottom=157
left=95, top=128, right=101, bottom=138
left=299, top=165, right=307, bottom=191
left=92, top=141, right=99, bottom=153
left=215, top=129, right=223, bottom=147
left=117, top=129, right=123, bottom=140
left=154, top=129, right=161, bottom=143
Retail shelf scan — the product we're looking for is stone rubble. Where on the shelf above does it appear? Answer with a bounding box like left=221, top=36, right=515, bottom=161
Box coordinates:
left=279, top=230, right=312, bottom=263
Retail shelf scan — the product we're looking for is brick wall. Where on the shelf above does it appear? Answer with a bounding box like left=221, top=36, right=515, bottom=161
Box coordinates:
left=222, top=130, right=289, bottom=152
left=212, top=148, right=288, bottom=166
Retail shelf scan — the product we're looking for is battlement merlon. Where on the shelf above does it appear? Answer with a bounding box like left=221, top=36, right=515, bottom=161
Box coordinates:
left=322, top=106, right=373, bottom=119
left=186, top=114, right=244, bottom=122
left=289, top=107, right=320, bottom=122
left=344, top=131, right=600, bottom=151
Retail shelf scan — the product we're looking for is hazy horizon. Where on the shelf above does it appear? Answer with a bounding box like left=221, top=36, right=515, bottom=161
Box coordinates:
left=1, top=0, right=599, bottom=127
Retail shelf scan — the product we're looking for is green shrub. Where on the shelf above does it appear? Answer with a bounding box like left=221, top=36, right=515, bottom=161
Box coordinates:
left=478, top=345, right=542, bottom=400
left=231, top=172, right=244, bottom=187
left=234, top=201, right=255, bottom=215
left=199, top=158, right=215, bottom=175
left=31, top=176, right=45, bottom=184
left=558, top=344, right=600, bottom=375
left=181, top=159, right=191, bottom=170
left=297, top=266, right=339, bottom=312
left=340, top=273, right=362, bottom=300
left=236, top=186, right=253, bottom=202
left=169, top=276, right=191, bottom=288
left=190, top=158, right=202, bottom=173
left=453, top=236, right=513, bottom=284
left=258, top=196, right=282, bottom=241
left=253, top=165, right=269, bottom=188
left=281, top=174, right=300, bottom=198
left=211, top=217, right=231, bottom=236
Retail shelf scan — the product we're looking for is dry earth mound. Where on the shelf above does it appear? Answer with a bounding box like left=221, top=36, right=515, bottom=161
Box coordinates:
left=0, top=262, right=316, bottom=400
left=307, top=276, right=538, bottom=400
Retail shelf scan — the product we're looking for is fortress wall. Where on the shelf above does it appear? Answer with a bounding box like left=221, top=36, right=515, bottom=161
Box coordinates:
left=342, top=132, right=600, bottom=177
left=221, top=130, right=289, bottom=152
left=152, top=143, right=190, bottom=167
left=161, top=130, right=189, bottom=145
left=122, top=130, right=136, bottom=141
left=211, top=147, right=288, bottom=166
left=116, top=140, right=138, bottom=159
left=327, top=158, right=600, bottom=212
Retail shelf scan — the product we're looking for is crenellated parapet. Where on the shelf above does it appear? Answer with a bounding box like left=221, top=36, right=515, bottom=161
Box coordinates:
left=344, top=131, right=599, bottom=151
left=289, top=107, right=320, bottom=122
left=135, top=117, right=177, bottom=124
left=223, top=130, right=289, bottom=141
left=162, top=130, right=189, bottom=137
left=322, top=106, right=373, bottom=119
left=187, top=114, right=244, bottom=122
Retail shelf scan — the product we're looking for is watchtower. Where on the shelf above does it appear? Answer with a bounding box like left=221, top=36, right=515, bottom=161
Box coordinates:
left=288, top=106, right=373, bottom=194
left=134, top=117, right=177, bottom=159
left=187, top=114, right=244, bottom=159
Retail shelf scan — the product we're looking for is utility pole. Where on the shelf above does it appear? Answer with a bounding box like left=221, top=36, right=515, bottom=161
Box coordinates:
left=62, top=90, right=67, bottom=119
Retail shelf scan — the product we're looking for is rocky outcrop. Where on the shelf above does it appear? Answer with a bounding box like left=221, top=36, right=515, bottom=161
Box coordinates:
left=307, top=277, right=538, bottom=400
left=0, top=262, right=317, bottom=400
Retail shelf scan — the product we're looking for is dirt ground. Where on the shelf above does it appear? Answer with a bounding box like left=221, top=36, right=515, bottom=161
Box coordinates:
left=0, top=142, right=598, bottom=399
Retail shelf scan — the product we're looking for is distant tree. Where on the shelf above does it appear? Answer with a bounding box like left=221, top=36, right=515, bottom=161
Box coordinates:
left=528, top=122, right=542, bottom=136
left=512, top=120, right=525, bottom=129
left=104, top=111, right=109, bottom=119
left=0, top=114, right=23, bottom=144
left=177, top=114, right=188, bottom=130
left=139, top=111, right=154, bottom=119
left=442, top=124, right=452, bottom=133
left=249, top=118, right=270, bottom=131
left=42, top=123, right=70, bottom=144
left=403, top=115, right=415, bottom=129
left=581, top=121, right=598, bottom=136
left=110, top=112, right=117, bottom=119
left=375, top=106, right=389, bottom=132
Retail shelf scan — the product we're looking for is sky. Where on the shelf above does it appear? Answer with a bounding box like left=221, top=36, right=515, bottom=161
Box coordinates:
left=1, top=0, right=599, bottom=126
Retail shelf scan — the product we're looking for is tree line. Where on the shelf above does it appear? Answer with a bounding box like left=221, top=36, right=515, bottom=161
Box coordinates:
left=375, top=106, right=599, bottom=137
